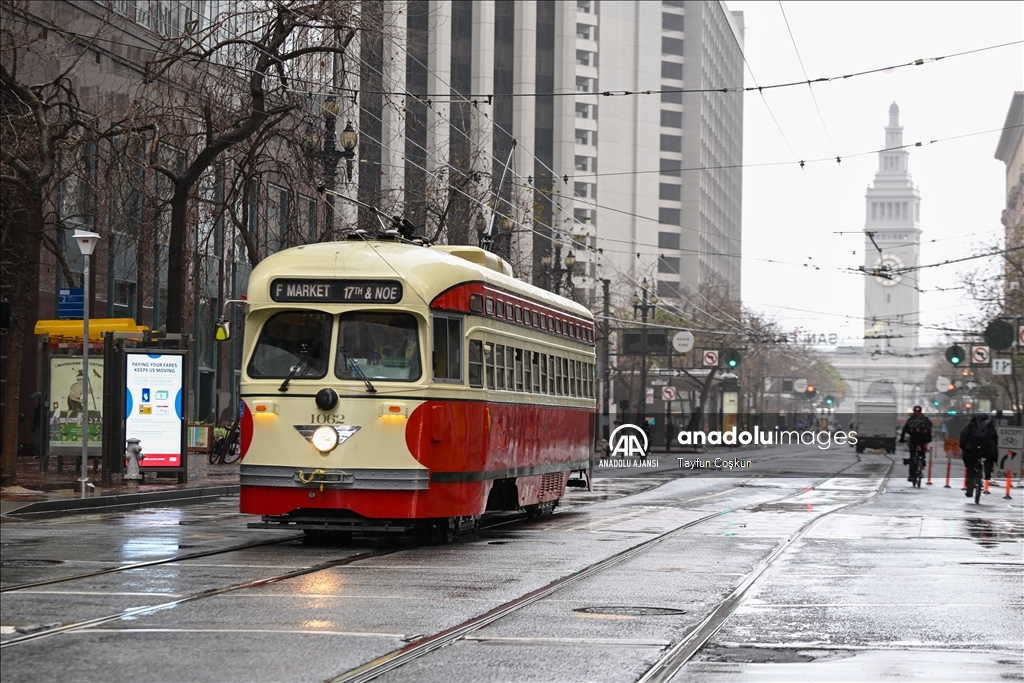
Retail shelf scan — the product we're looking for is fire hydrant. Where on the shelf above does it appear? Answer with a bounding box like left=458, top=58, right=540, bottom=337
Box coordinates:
left=124, top=438, right=145, bottom=488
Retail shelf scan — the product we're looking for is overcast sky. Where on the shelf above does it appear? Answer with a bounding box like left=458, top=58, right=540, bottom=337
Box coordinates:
left=727, top=1, right=1023, bottom=348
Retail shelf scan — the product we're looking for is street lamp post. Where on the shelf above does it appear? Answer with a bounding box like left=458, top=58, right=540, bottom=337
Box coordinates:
left=632, top=278, right=657, bottom=437
left=314, top=97, right=357, bottom=239
left=74, top=229, right=101, bottom=495
left=540, top=234, right=576, bottom=296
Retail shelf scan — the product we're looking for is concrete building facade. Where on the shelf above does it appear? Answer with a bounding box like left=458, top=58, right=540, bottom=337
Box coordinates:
left=571, top=0, right=744, bottom=301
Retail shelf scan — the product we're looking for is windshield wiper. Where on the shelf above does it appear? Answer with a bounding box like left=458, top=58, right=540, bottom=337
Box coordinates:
left=279, top=339, right=322, bottom=392
left=340, top=346, right=377, bottom=393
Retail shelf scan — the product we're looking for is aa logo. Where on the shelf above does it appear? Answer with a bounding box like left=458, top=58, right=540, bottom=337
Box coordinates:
left=609, top=424, right=649, bottom=458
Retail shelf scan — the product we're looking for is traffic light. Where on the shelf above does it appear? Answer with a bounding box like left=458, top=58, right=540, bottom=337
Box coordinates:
left=932, top=396, right=941, bottom=407
left=724, top=350, right=741, bottom=369
left=805, top=385, right=817, bottom=399
left=824, top=395, right=834, bottom=406
left=945, top=345, right=965, bottom=366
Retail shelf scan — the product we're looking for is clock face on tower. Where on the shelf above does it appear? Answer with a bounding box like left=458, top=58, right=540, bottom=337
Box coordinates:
left=873, top=253, right=904, bottom=286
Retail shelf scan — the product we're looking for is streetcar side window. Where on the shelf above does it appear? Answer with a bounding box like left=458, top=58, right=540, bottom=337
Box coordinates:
left=496, top=300, right=504, bottom=318
left=506, top=346, right=515, bottom=389
left=485, top=343, right=495, bottom=389
left=548, top=356, right=556, bottom=394
left=523, top=350, right=532, bottom=392
left=248, top=311, right=332, bottom=379
left=569, top=360, right=576, bottom=397
left=539, top=354, right=548, bottom=394
left=495, top=345, right=506, bottom=390
left=432, top=315, right=463, bottom=383
left=555, top=357, right=563, bottom=395
left=531, top=352, right=541, bottom=393
left=468, top=339, right=483, bottom=388
left=336, top=312, right=422, bottom=382
left=515, top=348, right=524, bottom=391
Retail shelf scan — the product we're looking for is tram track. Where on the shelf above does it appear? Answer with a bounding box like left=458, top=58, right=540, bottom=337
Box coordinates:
left=1, top=453, right=890, bottom=683
left=0, top=535, right=303, bottom=594
left=324, top=455, right=892, bottom=683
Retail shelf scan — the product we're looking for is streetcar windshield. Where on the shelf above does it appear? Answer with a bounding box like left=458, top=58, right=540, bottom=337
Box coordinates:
left=337, top=312, right=421, bottom=381
left=247, top=311, right=332, bottom=379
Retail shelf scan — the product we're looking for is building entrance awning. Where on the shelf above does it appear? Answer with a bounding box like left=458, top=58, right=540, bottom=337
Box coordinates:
left=34, top=318, right=149, bottom=341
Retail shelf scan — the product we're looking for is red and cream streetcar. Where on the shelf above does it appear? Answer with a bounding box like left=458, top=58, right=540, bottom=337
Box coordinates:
left=231, top=234, right=596, bottom=537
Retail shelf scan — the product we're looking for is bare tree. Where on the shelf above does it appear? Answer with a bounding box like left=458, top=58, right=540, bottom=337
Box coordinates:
left=0, top=2, right=125, bottom=485
left=132, top=0, right=382, bottom=333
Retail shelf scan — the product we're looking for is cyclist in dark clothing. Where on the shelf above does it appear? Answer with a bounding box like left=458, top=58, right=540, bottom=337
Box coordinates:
left=900, top=406, right=932, bottom=483
left=960, top=415, right=997, bottom=498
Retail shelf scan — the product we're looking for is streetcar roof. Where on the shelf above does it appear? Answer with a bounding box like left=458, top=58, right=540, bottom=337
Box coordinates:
left=245, top=240, right=594, bottom=320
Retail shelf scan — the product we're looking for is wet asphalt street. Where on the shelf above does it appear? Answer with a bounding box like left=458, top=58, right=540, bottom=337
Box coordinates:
left=1, top=444, right=1021, bottom=683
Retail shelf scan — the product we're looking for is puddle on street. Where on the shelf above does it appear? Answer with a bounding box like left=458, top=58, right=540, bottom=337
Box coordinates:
left=963, top=517, right=1023, bottom=547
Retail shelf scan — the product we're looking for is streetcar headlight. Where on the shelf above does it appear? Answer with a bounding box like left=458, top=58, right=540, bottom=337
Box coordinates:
left=311, top=426, right=339, bottom=453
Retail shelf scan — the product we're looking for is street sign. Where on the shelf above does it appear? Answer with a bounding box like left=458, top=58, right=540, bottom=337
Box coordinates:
left=935, top=375, right=951, bottom=392
left=621, top=331, right=668, bottom=356
left=645, top=387, right=655, bottom=405
left=997, top=427, right=1023, bottom=450
left=672, top=331, right=695, bottom=354
left=764, top=377, right=772, bottom=392
left=702, top=349, right=719, bottom=366
left=661, top=386, right=677, bottom=401
left=793, top=378, right=808, bottom=393
left=992, top=358, right=1013, bottom=375
left=58, top=288, right=85, bottom=319
left=970, top=345, right=989, bottom=366
left=658, top=369, right=682, bottom=377
left=1018, top=319, right=1024, bottom=346
left=983, top=319, right=1014, bottom=350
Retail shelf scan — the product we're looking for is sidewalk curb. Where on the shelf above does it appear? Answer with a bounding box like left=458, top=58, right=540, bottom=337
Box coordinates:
left=2, top=484, right=240, bottom=517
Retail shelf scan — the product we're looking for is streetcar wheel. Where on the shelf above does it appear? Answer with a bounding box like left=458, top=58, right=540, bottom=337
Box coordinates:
left=435, top=517, right=459, bottom=544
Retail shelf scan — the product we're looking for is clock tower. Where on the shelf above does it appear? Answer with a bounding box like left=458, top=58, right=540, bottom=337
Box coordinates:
left=864, top=102, right=922, bottom=353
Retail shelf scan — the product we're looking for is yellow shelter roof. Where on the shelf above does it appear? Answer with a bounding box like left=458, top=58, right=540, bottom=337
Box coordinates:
left=34, top=318, right=149, bottom=341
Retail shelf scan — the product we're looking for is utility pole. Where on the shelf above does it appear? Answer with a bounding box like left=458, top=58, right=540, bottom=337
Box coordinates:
left=600, top=279, right=610, bottom=444
left=632, top=279, right=657, bottom=437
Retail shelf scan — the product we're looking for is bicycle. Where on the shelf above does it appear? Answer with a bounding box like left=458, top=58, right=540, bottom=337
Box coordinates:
left=905, top=443, right=927, bottom=488
left=210, top=417, right=241, bottom=465
left=965, top=455, right=983, bottom=504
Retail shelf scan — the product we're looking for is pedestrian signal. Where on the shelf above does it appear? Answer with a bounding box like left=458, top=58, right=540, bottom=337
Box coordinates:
left=724, top=350, right=741, bottom=369
left=945, top=345, right=965, bottom=366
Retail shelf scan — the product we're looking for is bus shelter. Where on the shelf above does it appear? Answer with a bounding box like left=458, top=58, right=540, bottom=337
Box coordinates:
left=34, top=319, right=191, bottom=485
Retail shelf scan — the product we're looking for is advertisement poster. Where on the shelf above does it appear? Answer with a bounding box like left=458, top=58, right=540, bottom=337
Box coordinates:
left=125, top=353, right=185, bottom=468
left=48, top=356, right=104, bottom=450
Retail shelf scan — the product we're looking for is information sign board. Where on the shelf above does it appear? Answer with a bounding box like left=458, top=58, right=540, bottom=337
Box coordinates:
left=58, top=288, right=84, bottom=319
left=125, top=351, right=186, bottom=468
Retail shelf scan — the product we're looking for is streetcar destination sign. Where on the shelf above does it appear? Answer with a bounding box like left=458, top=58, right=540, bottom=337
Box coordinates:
left=270, top=279, right=403, bottom=303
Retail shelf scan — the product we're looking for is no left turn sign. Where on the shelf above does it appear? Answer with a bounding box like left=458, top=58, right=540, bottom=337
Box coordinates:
left=661, top=386, right=677, bottom=401
left=703, top=349, right=719, bottom=366
left=970, top=345, right=989, bottom=365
